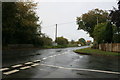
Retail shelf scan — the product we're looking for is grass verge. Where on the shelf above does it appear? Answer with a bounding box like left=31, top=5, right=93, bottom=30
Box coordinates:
left=74, top=48, right=120, bottom=56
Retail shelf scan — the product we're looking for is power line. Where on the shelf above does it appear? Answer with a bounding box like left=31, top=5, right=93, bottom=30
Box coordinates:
left=42, top=21, right=75, bottom=29
left=58, top=21, right=75, bottom=25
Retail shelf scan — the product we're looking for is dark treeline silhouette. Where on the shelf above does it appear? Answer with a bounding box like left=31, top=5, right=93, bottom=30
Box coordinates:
left=2, top=2, right=53, bottom=47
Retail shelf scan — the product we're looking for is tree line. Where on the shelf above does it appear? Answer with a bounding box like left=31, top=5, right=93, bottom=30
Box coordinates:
left=2, top=2, right=54, bottom=47
left=76, top=1, right=120, bottom=47
left=2, top=2, right=89, bottom=48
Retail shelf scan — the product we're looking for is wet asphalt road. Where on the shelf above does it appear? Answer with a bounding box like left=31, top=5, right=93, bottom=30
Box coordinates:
left=2, top=46, right=120, bottom=78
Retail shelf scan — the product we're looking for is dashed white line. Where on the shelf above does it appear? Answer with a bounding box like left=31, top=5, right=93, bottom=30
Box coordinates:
left=0, top=68, right=9, bottom=71
left=57, top=54, right=61, bottom=55
left=20, top=66, right=31, bottom=70
left=52, top=55, right=56, bottom=57
left=49, top=56, right=54, bottom=58
left=34, top=60, right=41, bottom=62
left=3, top=69, right=19, bottom=75
left=74, top=59, right=79, bottom=62
left=31, top=63, right=40, bottom=67
left=79, top=56, right=83, bottom=58
left=42, top=57, right=48, bottom=60
left=2, top=51, right=70, bottom=75
left=25, top=62, right=33, bottom=65
left=12, top=64, right=22, bottom=68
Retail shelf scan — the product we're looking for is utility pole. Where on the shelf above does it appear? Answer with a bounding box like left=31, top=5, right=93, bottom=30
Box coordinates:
left=55, top=24, right=57, bottom=41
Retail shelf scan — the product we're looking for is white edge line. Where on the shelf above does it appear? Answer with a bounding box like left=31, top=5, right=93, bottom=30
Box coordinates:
left=40, top=64, right=120, bottom=75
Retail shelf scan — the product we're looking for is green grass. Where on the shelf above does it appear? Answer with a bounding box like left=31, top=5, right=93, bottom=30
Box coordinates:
left=74, top=48, right=120, bottom=56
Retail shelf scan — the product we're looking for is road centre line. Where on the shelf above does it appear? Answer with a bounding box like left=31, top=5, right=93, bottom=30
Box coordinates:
left=1, top=51, right=69, bottom=74
left=20, top=66, right=31, bottom=70
left=48, top=56, right=54, bottom=58
left=34, top=60, right=41, bottom=62
left=42, top=57, right=48, bottom=60
left=40, top=64, right=120, bottom=75
left=24, top=62, right=33, bottom=65
left=31, top=63, right=40, bottom=67
left=12, top=64, right=23, bottom=68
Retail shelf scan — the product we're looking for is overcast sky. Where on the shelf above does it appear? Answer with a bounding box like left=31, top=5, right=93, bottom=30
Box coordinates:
left=35, top=0, right=117, bottom=41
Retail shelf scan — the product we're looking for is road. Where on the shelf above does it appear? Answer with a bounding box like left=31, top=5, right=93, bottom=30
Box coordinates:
left=1, top=46, right=120, bottom=78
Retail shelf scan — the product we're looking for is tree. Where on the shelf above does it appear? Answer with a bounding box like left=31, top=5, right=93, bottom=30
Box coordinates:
left=76, top=9, right=109, bottom=37
left=109, top=1, right=120, bottom=43
left=104, top=22, right=113, bottom=43
left=2, top=2, right=18, bottom=45
left=93, top=23, right=106, bottom=44
left=2, top=2, right=40, bottom=45
left=42, top=35, right=53, bottom=46
left=70, top=40, right=75, bottom=44
left=78, top=38, right=86, bottom=46
left=55, top=37, right=68, bottom=46
left=93, top=22, right=113, bottom=44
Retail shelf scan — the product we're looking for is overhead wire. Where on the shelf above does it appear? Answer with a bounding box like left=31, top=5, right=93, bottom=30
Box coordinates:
left=42, top=21, right=75, bottom=29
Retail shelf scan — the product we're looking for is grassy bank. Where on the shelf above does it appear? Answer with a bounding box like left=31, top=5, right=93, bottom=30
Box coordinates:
left=74, top=48, right=120, bottom=56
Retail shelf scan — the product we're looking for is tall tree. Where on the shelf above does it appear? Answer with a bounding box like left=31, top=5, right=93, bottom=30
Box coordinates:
left=2, top=2, right=40, bottom=45
left=110, top=1, right=120, bottom=31
left=109, top=1, right=120, bottom=43
left=93, top=22, right=113, bottom=44
left=76, top=9, right=109, bottom=37
left=2, top=2, right=18, bottom=45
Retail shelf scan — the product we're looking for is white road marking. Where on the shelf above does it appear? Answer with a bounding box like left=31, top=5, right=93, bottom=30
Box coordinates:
left=74, top=59, right=79, bottom=62
left=40, top=64, right=120, bottom=75
left=62, top=52, right=68, bottom=55
left=52, top=55, right=56, bottom=57
left=79, top=56, right=83, bottom=58
left=41, top=52, right=69, bottom=60
left=34, top=60, right=41, bottom=62
left=39, top=69, right=44, bottom=70
left=39, top=69, right=48, bottom=71
left=57, top=54, right=61, bottom=56
left=25, top=62, right=33, bottom=65
left=12, top=64, right=22, bottom=68
left=20, top=66, right=31, bottom=70
left=3, top=69, right=19, bottom=75
left=31, top=63, right=40, bottom=67
left=0, top=68, right=9, bottom=71
left=48, top=56, right=54, bottom=58
left=42, top=57, right=48, bottom=60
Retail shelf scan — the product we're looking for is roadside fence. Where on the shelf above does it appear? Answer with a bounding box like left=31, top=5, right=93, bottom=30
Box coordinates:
left=99, top=43, right=120, bottom=52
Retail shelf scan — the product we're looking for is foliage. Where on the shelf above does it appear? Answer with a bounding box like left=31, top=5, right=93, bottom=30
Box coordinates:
left=109, top=1, right=120, bottom=43
left=2, top=2, right=40, bottom=46
left=104, top=22, right=113, bottom=43
left=76, top=8, right=109, bottom=37
left=112, top=25, right=120, bottom=43
left=78, top=38, right=86, bottom=46
left=110, top=1, right=120, bottom=30
left=42, top=35, right=53, bottom=46
left=93, top=22, right=113, bottom=44
left=55, top=37, right=68, bottom=46
left=70, top=40, right=75, bottom=44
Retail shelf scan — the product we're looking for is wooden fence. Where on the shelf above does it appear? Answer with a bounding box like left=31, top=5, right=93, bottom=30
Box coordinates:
left=99, top=43, right=120, bottom=52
